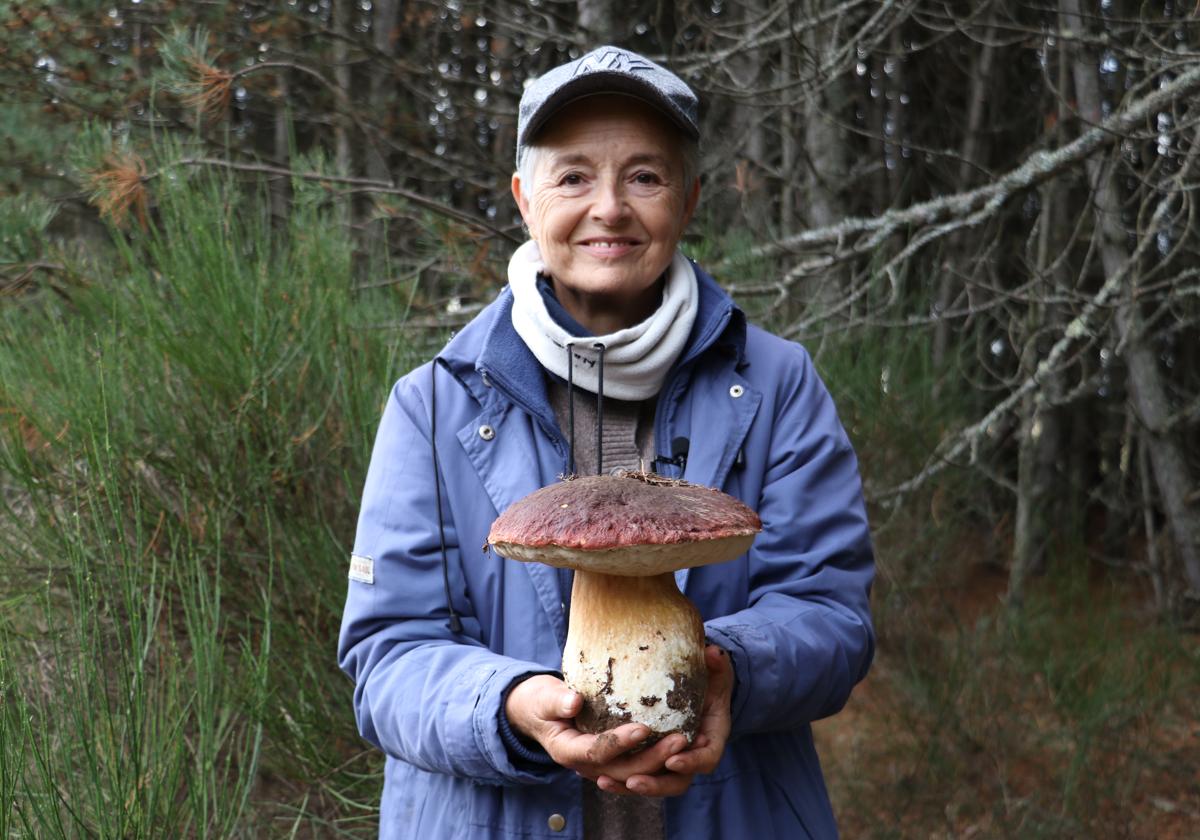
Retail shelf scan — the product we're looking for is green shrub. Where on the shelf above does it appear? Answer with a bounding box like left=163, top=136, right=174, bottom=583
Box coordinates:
left=0, top=172, right=417, bottom=836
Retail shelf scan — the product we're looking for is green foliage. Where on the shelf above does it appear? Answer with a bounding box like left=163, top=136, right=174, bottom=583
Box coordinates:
left=65, top=120, right=129, bottom=183
left=1, top=462, right=270, bottom=837
left=0, top=103, right=75, bottom=196
left=0, top=195, right=55, bottom=264
left=812, top=325, right=950, bottom=458
left=0, top=173, right=414, bottom=835
left=156, top=26, right=216, bottom=97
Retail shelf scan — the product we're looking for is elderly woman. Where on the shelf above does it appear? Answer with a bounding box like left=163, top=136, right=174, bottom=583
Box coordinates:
left=339, top=46, right=874, bottom=839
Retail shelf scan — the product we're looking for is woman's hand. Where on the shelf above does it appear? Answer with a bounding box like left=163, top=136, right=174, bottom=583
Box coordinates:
left=596, top=644, right=734, bottom=797
left=505, top=674, right=690, bottom=782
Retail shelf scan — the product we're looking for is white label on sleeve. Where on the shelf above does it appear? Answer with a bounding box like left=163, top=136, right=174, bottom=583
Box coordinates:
left=349, top=554, right=375, bottom=584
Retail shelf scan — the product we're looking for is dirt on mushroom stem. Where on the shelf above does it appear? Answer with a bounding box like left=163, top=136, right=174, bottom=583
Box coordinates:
left=563, top=569, right=707, bottom=741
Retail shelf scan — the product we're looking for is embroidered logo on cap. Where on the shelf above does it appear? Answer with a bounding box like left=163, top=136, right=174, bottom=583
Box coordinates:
left=349, top=554, right=374, bottom=584
left=573, top=49, right=653, bottom=76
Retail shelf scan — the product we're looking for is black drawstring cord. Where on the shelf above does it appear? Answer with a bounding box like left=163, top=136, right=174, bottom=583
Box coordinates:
left=566, top=342, right=576, bottom=476
left=430, top=359, right=463, bottom=634
left=593, top=342, right=606, bottom=476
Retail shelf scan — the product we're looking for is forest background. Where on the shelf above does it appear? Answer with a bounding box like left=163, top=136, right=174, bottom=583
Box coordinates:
left=0, top=0, right=1197, bottom=837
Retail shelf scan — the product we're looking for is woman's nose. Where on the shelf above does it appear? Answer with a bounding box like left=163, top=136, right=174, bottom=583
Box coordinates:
left=590, top=179, right=628, bottom=224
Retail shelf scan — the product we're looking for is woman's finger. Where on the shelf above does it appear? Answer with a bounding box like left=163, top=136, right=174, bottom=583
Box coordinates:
left=624, top=771, right=695, bottom=798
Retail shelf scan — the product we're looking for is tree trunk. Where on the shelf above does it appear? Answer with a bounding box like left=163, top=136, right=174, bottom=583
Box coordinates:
left=800, top=28, right=846, bottom=232
left=271, top=68, right=292, bottom=226
left=732, top=0, right=767, bottom=231
left=366, top=0, right=400, bottom=184
left=1062, top=0, right=1200, bottom=593
left=883, top=27, right=908, bottom=211
left=779, top=37, right=795, bottom=236
left=799, top=14, right=849, bottom=320
left=362, top=0, right=400, bottom=256
left=866, top=51, right=888, bottom=218
left=1009, top=190, right=1065, bottom=603
left=1138, top=435, right=1167, bottom=611
left=654, top=0, right=677, bottom=59
left=332, top=0, right=353, bottom=183
left=933, top=30, right=996, bottom=377
left=1010, top=28, right=1066, bottom=602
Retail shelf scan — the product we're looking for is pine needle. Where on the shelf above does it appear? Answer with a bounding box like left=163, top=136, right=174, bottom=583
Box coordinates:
left=183, top=57, right=233, bottom=120
left=87, top=151, right=149, bottom=229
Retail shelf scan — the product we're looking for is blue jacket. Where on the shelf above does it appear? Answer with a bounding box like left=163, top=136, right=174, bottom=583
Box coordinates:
left=338, top=263, right=875, bottom=839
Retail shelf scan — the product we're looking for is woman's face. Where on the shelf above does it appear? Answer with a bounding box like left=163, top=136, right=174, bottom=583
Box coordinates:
left=512, top=96, right=700, bottom=334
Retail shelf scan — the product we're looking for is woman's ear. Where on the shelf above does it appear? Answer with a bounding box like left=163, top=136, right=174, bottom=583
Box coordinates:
left=511, top=172, right=537, bottom=240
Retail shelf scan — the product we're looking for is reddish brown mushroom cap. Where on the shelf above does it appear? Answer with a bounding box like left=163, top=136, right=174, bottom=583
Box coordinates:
left=488, top=472, right=762, bottom=576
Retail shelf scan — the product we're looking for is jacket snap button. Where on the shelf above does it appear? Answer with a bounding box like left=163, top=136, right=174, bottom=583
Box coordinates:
left=478, top=425, right=495, bottom=441
left=481, top=372, right=492, bottom=387
left=729, top=384, right=745, bottom=398
left=548, top=813, right=566, bottom=831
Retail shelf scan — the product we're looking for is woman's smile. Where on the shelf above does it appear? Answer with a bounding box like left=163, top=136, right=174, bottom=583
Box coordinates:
left=576, top=236, right=641, bottom=259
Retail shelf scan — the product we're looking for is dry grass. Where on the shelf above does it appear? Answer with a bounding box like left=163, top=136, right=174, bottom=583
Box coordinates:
left=816, top=557, right=1200, bottom=839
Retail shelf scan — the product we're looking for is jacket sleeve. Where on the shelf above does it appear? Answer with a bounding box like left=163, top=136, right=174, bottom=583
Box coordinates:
left=704, top=344, right=875, bottom=736
left=337, top=369, right=561, bottom=786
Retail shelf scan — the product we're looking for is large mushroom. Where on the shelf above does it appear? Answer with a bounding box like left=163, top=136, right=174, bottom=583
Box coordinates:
left=488, top=472, right=761, bottom=741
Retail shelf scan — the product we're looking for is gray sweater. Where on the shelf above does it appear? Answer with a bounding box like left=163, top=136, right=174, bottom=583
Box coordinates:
left=549, top=380, right=664, bottom=840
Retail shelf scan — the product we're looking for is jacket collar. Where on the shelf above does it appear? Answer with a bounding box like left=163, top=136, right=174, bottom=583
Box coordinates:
left=440, top=259, right=746, bottom=428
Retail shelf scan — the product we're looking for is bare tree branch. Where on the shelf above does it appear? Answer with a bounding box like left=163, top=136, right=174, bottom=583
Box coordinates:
left=871, top=138, right=1194, bottom=508
left=728, top=60, right=1200, bottom=268
left=163, top=158, right=520, bottom=243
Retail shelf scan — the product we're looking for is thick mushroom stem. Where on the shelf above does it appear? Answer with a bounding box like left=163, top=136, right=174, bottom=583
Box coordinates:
left=562, top=569, right=706, bottom=742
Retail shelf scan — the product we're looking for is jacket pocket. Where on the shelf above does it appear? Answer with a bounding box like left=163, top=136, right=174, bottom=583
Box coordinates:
left=467, top=777, right=582, bottom=839
left=764, top=774, right=820, bottom=839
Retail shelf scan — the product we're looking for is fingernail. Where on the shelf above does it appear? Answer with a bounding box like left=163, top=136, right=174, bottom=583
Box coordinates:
left=630, top=726, right=649, bottom=741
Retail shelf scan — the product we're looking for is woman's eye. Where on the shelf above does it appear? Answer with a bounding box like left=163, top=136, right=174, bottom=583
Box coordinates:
left=634, top=171, right=661, bottom=185
left=561, top=173, right=584, bottom=186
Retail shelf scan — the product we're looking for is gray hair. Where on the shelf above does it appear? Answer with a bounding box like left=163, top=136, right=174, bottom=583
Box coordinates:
left=515, top=137, right=700, bottom=204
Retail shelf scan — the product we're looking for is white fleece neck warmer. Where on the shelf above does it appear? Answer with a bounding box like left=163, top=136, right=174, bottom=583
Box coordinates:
left=508, top=240, right=698, bottom=401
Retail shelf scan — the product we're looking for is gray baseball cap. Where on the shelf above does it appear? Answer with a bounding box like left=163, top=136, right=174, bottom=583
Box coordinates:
left=516, top=46, right=699, bottom=165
